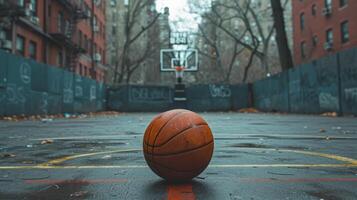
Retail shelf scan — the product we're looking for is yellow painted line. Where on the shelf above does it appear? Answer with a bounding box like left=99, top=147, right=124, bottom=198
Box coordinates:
left=210, top=164, right=357, bottom=168
left=281, top=149, right=357, bottom=165
left=236, top=148, right=357, bottom=165
left=39, top=147, right=357, bottom=168
left=31, top=134, right=357, bottom=141
left=1, top=164, right=357, bottom=170
left=39, top=149, right=141, bottom=166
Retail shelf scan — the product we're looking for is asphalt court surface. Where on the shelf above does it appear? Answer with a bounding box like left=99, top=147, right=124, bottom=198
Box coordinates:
left=1, top=113, right=357, bottom=199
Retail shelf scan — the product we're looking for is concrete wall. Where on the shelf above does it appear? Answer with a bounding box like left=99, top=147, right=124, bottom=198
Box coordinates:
left=0, top=50, right=106, bottom=116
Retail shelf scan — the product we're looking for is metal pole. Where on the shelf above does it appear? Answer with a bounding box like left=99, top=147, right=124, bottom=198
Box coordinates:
left=91, top=0, right=95, bottom=79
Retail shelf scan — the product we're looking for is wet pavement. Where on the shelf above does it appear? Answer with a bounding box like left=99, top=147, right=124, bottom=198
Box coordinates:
left=0, top=112, right=357, bottom=199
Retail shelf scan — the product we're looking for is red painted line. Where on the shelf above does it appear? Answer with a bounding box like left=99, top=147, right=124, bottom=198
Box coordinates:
left=167, top=184, right=196, bottom=200
left=242, top=177, right=357, bottom=183
left=25, top=179, right=128, bottom=184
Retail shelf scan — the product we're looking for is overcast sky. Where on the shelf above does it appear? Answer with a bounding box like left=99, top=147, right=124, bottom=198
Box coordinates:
left=156, top=0, right=200, bottom=31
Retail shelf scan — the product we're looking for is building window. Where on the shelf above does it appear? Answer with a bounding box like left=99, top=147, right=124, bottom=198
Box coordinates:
left=58, top=12, right=64, bottom=33
left=300, top=13, right=305, bottom=31
left=112, top=26, right=116, bottom=35
left=79, top=31, right=83, bottom=47
left=300, top=41, right=306, bottom=59
left=30, top=0, right=37, bottom=16
left=17, top=0, right=25, bottom=7
left=341, top=21, right=349, bottom=43
left=16, top=35, right=25, bottom=56
left=312, top=36, right=318, bottom=47
left=84, top=35, right=88, bottom=50
left=326, top=29, right=333, bottom=43
left=79, top=64, right=83, bottom=76
left=324, top=0, right=332, bottom=8
left=340, top=0, right=347, bottom=7
left=29, top=41, right=37, bottom=60
left=57, top=51, right=63, bottom=67
left=312, top=4, right=317, bottom=16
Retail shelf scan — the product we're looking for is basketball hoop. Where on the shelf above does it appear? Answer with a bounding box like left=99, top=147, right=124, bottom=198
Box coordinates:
left=175, top=66, right=185, bottom=83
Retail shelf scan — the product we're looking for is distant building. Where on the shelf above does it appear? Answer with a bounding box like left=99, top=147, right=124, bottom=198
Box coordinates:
left=0, top=0, right=107, bottom=82
left=292, top=0, right=357, bottom=65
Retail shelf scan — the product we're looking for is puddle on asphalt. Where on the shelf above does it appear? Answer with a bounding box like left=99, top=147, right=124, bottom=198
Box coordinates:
left=0, top=179, right=90, bottom=200
left=228, top=143, right=269, bottom=148
left=124, top=131, right=142, bottom=135
left=226, top=143, right=307, bottom=150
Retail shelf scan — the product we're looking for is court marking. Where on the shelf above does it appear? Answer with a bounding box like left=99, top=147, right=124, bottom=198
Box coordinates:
left=25, top=178, right=128, bottom=184
left=39, top=149, right=141, bottom=166
left=38, top=147, right=357, bottom=167
left=31, top=134, right=357, bottom=141
left=1, top=164, right=357, bottom=170
left=1, top=147, right=356, bottom=170
left=167, top=184, right=195, bottom=200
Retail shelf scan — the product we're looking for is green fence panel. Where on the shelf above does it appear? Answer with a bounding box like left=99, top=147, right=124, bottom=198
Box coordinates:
left=96, top=82, right=106, bottom=111
left=316, top=55, right=339, bottom=113
left=31, top=60, right=47, bottom=92
left=62, top=71, right=74, bottom=113
left=73, top=75, right=85, bottom=113
left=0, top=50, right=8, bottom=88
left=5, top=54, right=32, bottom=115
left=0, top=50, right=8, bottom=115
left=87, top=79, right=97, bottom=111
left=0, top=88, right=5, bottom=115
left=47, top=66, right=63, bottom=95
left=48, top=93, right=62, bottom=115
left=339, top=48, right=357, bottom=115
left=29, top=91, right=49, bottom=115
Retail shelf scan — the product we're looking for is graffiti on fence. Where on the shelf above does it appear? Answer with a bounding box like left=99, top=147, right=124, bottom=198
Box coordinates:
left=344, top=88, right=357, bottom=103
left=19, top=63, right=31, bottom=84
left=75, top=85, right=83, bottom=98
left=209, top=85, right=231, bottom=98
left=40, top=92, right=48, bottom=114
left=63, top=74, right=74, bottom=104
left=129, top=87, right=171, bottom=102
left=6, top=84, right=26, bottom=104
left=319, top=92, right=338, bottom=110
left=90, top=85, right=96, bottom=101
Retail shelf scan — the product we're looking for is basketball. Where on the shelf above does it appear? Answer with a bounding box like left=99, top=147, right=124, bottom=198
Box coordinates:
left=143, top=109, right=214, bottom=181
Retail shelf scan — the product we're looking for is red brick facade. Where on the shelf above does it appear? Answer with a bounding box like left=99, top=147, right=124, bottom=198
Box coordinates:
left=0, top=0, right=106, bottom=82
left=292, top=0, right=357, bottom=65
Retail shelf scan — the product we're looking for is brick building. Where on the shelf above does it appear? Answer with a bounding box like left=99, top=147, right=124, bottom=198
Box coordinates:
left=292, top=0, right=357, bottom=65
left=0, top=0, right=106, bottom=82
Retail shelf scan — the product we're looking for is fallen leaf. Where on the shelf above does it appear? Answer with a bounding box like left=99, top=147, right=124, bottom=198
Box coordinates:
left=70, top=191, right=88, bottom=197
left=41, top=139, right=54, bottom=145
left=238, top=108, right=259, bottom=113
left=321, top=112, right=337, bottom=117
left=2, top=153, right=16, bottom=158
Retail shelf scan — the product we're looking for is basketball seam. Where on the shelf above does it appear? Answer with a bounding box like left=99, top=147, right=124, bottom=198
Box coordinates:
left=146, top=143, right=214, bottom=173
left=146, top=140, right=214, bottom=157
left=144, top=120, right=155, bottom=154
left=146, top=113, right=164, bottom=161
left=144, top=123, right=209, bottom=147
left=151, top=111, right=189, bottom=164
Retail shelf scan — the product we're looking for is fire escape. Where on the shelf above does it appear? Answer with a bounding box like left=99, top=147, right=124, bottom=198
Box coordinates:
left=49, top=0, right=88, bottom=72
left=0, top=1, right=26, bottom=51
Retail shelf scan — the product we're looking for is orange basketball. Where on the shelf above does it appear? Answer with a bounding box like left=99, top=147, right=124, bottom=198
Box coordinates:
left=143, top=109, right=214, bottom=181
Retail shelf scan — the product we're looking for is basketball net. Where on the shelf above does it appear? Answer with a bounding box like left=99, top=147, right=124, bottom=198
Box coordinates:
left=175, top=66, right=185, bottom=78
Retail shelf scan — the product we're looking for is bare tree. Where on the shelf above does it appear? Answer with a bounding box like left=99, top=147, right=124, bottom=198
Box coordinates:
left=112, top=0, right=161, bottom=84
left=270, top=0, right=293, bottom=70
left=194, top=0, right=275, bottom=83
